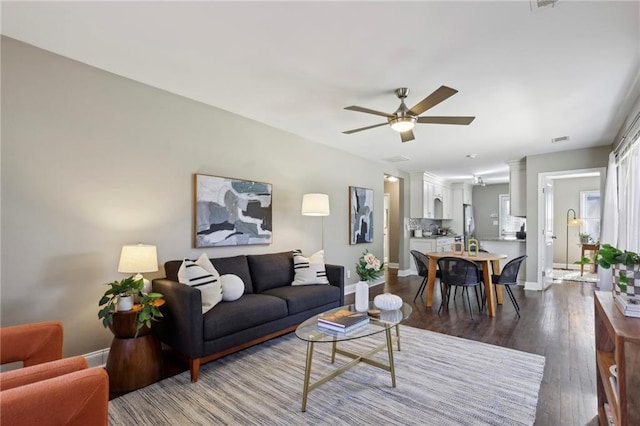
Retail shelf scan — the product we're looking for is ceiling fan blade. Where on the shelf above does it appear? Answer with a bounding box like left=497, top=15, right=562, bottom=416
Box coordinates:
left=342, top=122, right=388, bottom=134
left=400, top=129, right=415, bottom=143
left=408, top=86, right=458, bottom=116
left=345, top=106, right=393, bottom=118
left=417, top=116, right=476, bottom=125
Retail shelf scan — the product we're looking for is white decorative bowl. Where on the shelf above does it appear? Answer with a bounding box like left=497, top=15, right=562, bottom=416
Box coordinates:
left=373, top=293, right=403, bottom=311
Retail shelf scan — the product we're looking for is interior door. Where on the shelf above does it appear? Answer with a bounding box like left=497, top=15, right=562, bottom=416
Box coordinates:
left=541, top=179, right=555, bottom=288
left=383, top=193, right=390, bottom=264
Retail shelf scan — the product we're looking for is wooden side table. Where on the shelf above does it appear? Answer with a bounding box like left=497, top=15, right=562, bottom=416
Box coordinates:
left=105, top=300, right=164, bottom=392
left=580, top=243, right=599, bottom=276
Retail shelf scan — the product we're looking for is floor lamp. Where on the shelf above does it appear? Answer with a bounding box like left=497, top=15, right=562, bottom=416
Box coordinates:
left=566, top=209, right=583, bottom=270
left=301, top=193, right=330, bottom=250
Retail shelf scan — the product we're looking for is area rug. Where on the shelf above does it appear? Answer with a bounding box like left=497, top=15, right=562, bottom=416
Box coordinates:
left=552, top=269, right=599, bottom=283
left=109, top=326, right=545, bottom=425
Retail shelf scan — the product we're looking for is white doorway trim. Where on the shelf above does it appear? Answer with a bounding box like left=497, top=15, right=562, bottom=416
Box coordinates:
left=383, top=193, right=390, bottom=264
left=535, top=167, right=606, bottom=290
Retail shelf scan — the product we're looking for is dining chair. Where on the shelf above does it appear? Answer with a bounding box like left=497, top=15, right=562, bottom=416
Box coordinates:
left=490, top=255, right=528, bottom=318
left=410, top=250, right=441, bottom=302
left=437, top=257, right=483, bottom=319
left=454, top=248, right=489, bottom=301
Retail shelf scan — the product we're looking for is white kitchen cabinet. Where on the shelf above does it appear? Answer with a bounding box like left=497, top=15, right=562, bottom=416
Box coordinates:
left=411, top=172, right=453, bottom=219
left=442, top=186, right=453, bottom=219
left=409, top=238, right=436, bottom=274
left=480, top=240, right=527, bottom=280
left=507, top=159, right=526, bottom=217
left=462, top=186, right=472, bottom=205
left=410, top=173, right=435, bottom=218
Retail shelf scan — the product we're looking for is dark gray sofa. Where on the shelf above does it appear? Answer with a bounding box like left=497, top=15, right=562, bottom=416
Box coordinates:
left=152, top=251, right=344, bottom=382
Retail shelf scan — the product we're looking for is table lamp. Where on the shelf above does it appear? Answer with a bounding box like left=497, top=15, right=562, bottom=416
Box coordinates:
left=118, top=243, right=158, bottom=293
left=301, top=193, right=330, bottom=250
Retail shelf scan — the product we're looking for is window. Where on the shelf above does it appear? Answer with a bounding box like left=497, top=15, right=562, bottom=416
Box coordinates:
left=580, top=190, right=601, bottom=242
left=499, top=194, right=526, bottom=238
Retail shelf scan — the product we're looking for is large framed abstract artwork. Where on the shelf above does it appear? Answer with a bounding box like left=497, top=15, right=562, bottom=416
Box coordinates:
left=349, top=186, right=374, bottom=244
left=194, top=174, right=272, bottom=247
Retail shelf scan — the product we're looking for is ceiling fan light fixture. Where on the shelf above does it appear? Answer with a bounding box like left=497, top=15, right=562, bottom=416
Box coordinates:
left=389, top=116, right=416, bottom=133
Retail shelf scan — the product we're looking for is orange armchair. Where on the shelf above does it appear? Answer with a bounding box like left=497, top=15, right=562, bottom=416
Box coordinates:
left=0, top=321, right=109, bottom=426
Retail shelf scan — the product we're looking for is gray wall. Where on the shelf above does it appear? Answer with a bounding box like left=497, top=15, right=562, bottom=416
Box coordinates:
left=525, top=146, right=610, bottom=282
left=384, top=179, right=400, bottom=264
left=0, top=37, right=410, bottom=356
left=552, top=176, right=601, bottom=264
left=471, top=183, right=509, bottom=239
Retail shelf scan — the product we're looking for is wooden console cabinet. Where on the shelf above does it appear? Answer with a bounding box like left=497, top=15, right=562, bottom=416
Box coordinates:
left=594, top=292, right=640, bottom=425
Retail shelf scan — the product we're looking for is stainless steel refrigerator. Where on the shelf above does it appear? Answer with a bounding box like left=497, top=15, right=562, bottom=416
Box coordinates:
left=463, top=204, right=475, bottom=244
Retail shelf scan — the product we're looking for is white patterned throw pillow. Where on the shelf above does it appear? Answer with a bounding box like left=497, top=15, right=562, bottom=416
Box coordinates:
left=177, top=253, right=223, bottom=313
left=292, top=249, right=330, bottom=286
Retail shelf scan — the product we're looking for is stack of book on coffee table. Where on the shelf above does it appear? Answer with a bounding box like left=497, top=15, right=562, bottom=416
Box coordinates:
left=614, top=294, right=640, bottom=317
left=317, top=309, right=369, bottom=332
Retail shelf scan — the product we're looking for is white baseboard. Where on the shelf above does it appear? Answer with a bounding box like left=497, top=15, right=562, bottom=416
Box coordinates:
left=387, top=262, right=399, bottom=269
left=344, top=278, right=385, bottom=295
left=552, top=263, right=580, bottom=270
left=84, top=348, right=109, bottom=368
left=397, top=269, right=414, bottom=277
left=524, top=280, right=548, bottom=291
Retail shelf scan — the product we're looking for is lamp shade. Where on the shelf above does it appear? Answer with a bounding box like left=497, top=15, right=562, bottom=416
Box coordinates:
left=568, top=218, right=583, bottom=226
left=118, top=244, right=158, bottom=273
left=301, top=193, right=330, bottom=216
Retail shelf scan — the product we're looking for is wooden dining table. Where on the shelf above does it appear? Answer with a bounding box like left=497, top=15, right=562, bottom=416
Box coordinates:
left=425, top=251, right=508, bottom=317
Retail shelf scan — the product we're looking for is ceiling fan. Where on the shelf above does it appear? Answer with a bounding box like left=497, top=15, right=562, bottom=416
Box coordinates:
left=342, top=86, right=475, bottom=143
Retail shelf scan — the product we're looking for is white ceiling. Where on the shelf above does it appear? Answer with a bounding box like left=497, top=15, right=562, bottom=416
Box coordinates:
left=2, top=1, right=639, bottom=183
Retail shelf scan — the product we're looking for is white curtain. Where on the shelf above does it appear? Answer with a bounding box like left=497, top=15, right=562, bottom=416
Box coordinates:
left=598, top=152, right=619, bottom=290
left=617, top=139, right=640, bottom=252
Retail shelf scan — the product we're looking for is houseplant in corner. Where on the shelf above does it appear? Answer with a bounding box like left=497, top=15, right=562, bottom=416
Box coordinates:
left=98, top=276, right=164, bottom=337
left=354, top=250, right=385, bottom=312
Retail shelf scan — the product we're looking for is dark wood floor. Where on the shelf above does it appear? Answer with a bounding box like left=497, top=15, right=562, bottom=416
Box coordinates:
left=116, top=272, right=600, bottom=425
left=355, top=269, right=599, bottom=426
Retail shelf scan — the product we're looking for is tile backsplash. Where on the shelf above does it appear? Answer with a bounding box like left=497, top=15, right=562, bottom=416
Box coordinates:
left=409, top=218, right=441, bottom=230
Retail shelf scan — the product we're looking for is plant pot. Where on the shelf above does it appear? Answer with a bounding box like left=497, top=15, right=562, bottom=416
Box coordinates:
left=117, top=295, right=134, bottom=312
left=612, top=264, right=640, bottom=297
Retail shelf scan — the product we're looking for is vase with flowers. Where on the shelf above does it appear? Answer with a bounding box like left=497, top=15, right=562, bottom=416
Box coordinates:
left=355, top=251, right=385, bottom=312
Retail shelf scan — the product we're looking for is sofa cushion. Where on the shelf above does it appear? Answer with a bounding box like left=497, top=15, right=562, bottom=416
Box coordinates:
left=247, top=251, right=294, bottom=293
left=203, top=294, right=288, bottom=341
left=164, top=260, right=186, bottom=282
left=292, top=249, right=330, bottom=286
left=164, top=255, right=254, bottom=294
left=261, top=285, right=341, bottom=315
left=210, top=255, right=254, bottom=294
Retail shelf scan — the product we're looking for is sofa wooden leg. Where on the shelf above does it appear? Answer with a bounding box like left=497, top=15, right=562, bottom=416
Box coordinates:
left=189, top=358, right=200, bottom=383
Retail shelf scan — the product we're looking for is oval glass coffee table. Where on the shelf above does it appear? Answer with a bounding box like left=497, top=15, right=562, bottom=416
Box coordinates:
left=295, top=302, right=412, bottom=412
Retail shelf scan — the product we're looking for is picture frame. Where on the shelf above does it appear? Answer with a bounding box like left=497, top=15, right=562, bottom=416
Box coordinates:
left=194, top=173, right=272, bottom=247
left=349, top=186, right=374, bottom=244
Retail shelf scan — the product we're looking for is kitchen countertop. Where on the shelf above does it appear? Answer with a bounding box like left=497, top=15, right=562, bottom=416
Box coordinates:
left=481, top=238, right=526, bottom=243
left=410, top=235, right=461, bottom=240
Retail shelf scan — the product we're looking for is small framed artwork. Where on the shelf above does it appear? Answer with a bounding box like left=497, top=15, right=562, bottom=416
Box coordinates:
left=194, top=173, right=272, bottom=247
left=349, top=186, right=374, bottom=244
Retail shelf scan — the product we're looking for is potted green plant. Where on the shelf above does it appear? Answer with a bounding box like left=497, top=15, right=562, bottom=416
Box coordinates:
left=440, top=226, right=454, bottom=236
left=579, top=233, right=592, bottom=244
left=580, top=244, right=640, bottom=294
left=98, top=276, right=164, bottom=337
